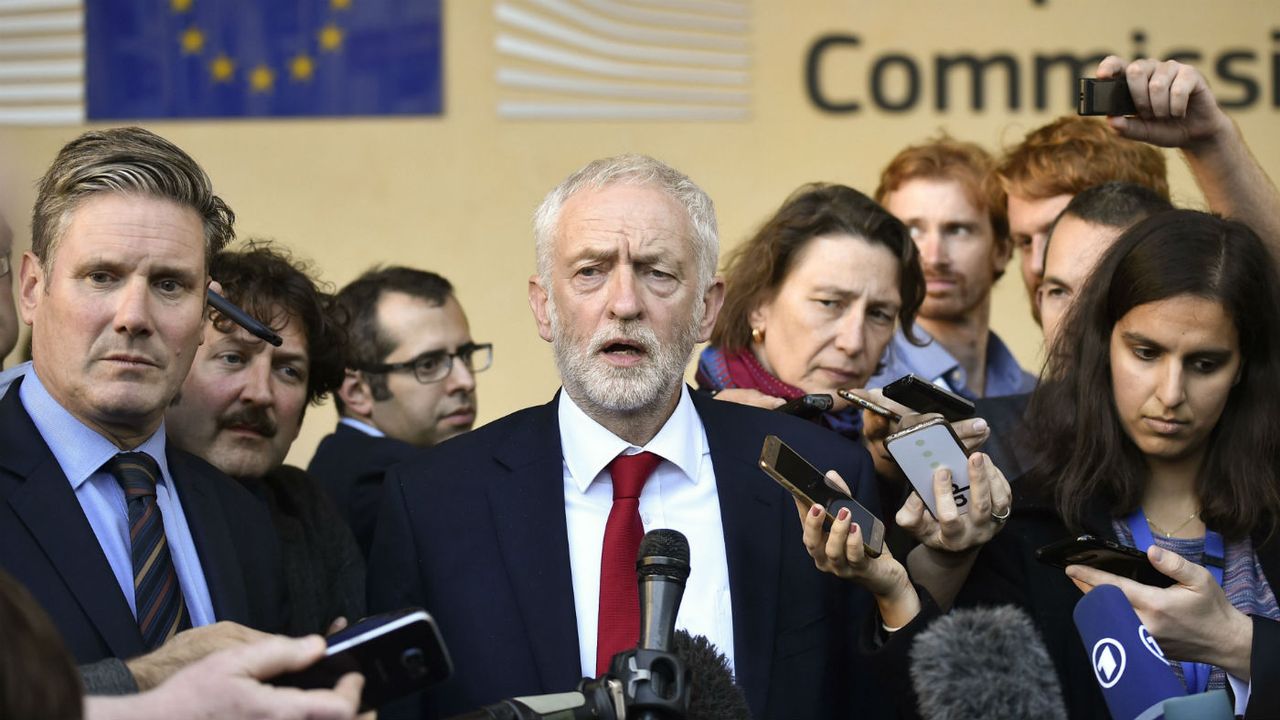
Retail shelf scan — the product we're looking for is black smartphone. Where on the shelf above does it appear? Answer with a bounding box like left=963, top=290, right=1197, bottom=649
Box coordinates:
left=837, top=388, right=903, bottom=422
left=1035, top=535, right=1174, bottom=588
left=882, top=374, right=976, bottom=421
left=759, top=435, right=885, bottom=557
left=270, top=608, right=453, bottom=712
left=1078, top=77, right=1137, bottom=116
left=776, top=393, right=833, bottom=420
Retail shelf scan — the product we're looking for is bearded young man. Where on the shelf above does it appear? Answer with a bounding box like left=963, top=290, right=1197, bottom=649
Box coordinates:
left=367, top=155, right=931, bottom=720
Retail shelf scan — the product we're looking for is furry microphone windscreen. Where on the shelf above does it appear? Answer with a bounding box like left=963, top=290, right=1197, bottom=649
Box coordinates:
left=673, top=630, right=752, bottom=720
left=909, top=605, right=1068, bottom=720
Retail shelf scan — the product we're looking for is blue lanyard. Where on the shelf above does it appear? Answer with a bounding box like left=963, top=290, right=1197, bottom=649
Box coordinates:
left=1124, top=510, right=1225, bottom=695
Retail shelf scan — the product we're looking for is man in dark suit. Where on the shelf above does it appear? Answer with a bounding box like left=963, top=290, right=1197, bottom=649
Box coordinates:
left=0, top=127, right=286, bottom=692
left=368, top=155, right=930, bottom=719
left=310, top=266, right=489, bottom=556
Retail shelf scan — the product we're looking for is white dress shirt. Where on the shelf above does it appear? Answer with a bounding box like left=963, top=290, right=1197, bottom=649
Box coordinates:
left=560, top=386, right=735, bottom=678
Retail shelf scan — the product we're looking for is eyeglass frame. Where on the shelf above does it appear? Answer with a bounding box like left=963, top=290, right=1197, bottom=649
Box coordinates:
left=357, top=342, right=493, bottom=384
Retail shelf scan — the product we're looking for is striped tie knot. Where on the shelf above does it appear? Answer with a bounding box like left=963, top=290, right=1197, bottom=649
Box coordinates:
left=107, top=452, right=161, bottom=499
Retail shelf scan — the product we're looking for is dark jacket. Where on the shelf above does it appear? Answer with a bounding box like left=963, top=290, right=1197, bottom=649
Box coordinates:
left=0, top=378, right=287, bottom=664
left=308, top=422, right=418, bottom=557
left=367, top=389, right=934, bottom=720
left=243, top=464, right=366, bottom=636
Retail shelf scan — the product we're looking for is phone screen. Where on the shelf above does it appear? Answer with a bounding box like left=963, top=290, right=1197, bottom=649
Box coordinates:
left=759, top=435, right=885, bottom=556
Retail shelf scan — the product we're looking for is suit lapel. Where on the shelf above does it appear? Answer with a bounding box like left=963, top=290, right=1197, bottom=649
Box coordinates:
left=487, top=396, right=582, bottom=691
left=0, top=380, right=145, bottom=658
left=693, top=392, right=781, bottom=715
left=169, top=451, right=250, bottom=624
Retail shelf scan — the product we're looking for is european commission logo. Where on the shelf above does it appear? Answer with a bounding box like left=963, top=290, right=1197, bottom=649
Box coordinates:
left=493, top=0, right=751, bottom=121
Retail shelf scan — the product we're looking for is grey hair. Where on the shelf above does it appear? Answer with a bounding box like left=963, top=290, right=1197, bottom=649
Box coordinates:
left=533, top=154, right=719, bottom=292
left=31, top=126, right=235, bottom=270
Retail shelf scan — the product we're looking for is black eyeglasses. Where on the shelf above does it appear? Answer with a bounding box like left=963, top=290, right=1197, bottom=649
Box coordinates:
left=360, top=342, right=493, bottom=384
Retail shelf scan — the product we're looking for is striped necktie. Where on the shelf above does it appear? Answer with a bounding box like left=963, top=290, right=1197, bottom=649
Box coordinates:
left=105, top=452, right=191, bottom=649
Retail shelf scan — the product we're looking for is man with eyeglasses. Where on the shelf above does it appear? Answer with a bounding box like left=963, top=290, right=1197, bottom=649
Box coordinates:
left=309, top=266, right=490, bottom=556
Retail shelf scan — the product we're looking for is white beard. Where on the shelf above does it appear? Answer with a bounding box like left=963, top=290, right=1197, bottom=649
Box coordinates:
left=548, top=293, right=703, bottom=414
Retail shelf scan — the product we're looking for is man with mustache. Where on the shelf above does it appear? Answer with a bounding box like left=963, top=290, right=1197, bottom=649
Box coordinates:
left=166, top=242, right=364, bottom=637
left=368, top=155, right=929, bottom=719
left=868, top=136, right=1033, bottom=400
left=310, top=266, right=488, bottom=556
left=0, top=127, right=291, bottom=690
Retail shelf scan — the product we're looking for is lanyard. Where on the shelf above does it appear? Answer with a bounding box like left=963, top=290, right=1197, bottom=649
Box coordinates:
left=1124, top=510, right=1225, bottom=695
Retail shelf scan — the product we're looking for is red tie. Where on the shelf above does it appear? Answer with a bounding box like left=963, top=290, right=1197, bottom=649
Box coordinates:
left=596, top=450, right=662, bottom=676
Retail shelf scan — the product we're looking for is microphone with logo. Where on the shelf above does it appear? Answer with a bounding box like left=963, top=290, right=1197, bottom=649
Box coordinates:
left=1072, top=584, right=1232, bottom=720
left=909, top=605, right=1068, bottom=720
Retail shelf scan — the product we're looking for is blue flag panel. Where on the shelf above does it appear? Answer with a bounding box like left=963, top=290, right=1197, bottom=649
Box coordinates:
left=86, top=0, right=442, bottom=119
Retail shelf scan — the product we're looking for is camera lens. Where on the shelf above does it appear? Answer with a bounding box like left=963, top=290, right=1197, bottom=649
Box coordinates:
left=402, top=648, right=427, bottom=678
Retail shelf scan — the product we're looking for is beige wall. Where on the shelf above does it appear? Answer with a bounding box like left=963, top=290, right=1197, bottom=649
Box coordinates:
left=1, top=0, right=1276, bottom=467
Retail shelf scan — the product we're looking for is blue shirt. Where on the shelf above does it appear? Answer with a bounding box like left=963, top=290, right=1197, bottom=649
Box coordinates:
left=867, top=326, right=1037, bottom=400
left=0, top=360, right=30, bottom=398
left=19, top=371, right=216, bottom=627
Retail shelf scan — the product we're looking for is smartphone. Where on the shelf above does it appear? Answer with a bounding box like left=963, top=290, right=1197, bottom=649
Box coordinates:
left=776, top=393, right=834, bottom=420
left=1035, top=535, right=1174, bottom=588
left=884, top=417, right=971, bottom=518
left=882, top=374, right=976, bottom=421
left=759, top=435, right=885, bottom=557
left=1078, top=77, right=1138, bottom=116
left=270, top=608, right=453, bottom=712
left=837, top=388, right=902, bottom=422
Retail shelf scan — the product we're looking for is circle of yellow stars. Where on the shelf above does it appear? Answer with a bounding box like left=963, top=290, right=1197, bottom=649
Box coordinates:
left=172, top=0, right=350, bottom=93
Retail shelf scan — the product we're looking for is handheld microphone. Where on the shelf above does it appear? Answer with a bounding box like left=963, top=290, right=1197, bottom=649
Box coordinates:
left=1073, top=584, right=1185, bottom=720
left=909, top=605, right=1067, bottom=720
left=637, top=529, right=692, bottom=652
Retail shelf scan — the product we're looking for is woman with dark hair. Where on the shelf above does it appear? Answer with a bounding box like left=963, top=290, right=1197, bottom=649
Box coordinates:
left=946, top=209, right=1280, bottom=719
left=696, top=182, right=926, bottom=438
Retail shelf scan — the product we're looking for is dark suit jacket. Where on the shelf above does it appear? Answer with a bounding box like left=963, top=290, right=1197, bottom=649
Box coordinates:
left=368, top=389, right=927, bottom=720
left=972, top=392, right=1034, bottom=481
left=308, top=423, right=418, bottom=558
left=955, top=476, right=1280, bottom=720
left=0, top=378, right=287, bottom=664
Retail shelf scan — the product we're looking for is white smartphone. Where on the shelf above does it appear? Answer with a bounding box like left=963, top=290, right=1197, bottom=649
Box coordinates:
left=884, top=417, right=971, bottom=518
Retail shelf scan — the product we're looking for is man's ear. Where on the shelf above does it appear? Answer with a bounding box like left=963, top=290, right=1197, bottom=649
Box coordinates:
left=17, top=251, right=43, bottom=325
left=528, top=274, right=553, bottom=343
left=338, top=369, right=375, bottom=418
left=698, top=277, right=726, bottom=343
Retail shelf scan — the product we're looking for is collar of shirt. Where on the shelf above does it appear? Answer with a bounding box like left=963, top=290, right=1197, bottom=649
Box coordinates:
left=879, top=327, right=1033, bottom=400
left=558, top=385, right=706, bottom=495
left=19, top=369, right=173, bottom=490
left=339, top=416, right=386, bottom=438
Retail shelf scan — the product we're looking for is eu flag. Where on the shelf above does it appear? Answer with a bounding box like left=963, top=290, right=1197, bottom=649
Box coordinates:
left=86, top=0, right=442, bottom=119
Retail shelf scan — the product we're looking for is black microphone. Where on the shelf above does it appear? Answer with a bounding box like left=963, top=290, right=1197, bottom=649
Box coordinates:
left=909, top=605, right=1068, bottom=720
left=637, top=529, right=691, bottom=653
left=444, top=681, right=623, bottom=720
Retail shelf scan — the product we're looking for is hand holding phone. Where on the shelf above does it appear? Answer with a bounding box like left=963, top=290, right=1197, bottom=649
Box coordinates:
left=884, top=418, right=971, bottom=518
left=759, top=435, right=885, bottom=557
left=1036, top=535, right=1175, bottom=588
left=270, top=608, right=452, bottom=712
